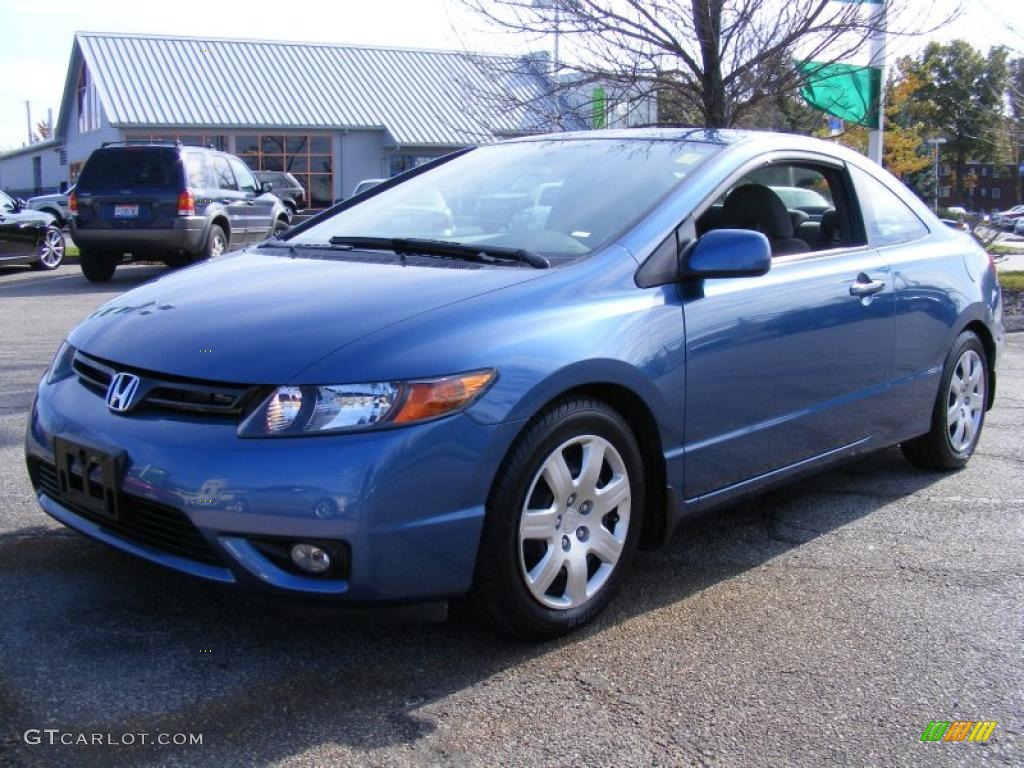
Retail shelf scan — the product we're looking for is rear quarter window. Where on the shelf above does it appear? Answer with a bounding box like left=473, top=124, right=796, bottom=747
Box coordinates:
left=78, top=149, right=181, bottom=189
left=850, top=165, right=929, bottom=247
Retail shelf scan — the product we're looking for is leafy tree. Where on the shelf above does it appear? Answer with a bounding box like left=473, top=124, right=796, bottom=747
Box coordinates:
left=909, top=41, right=1009, bottom=200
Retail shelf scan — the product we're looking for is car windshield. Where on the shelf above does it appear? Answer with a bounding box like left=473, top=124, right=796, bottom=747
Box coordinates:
left=292, top=139, right=721, bottom=260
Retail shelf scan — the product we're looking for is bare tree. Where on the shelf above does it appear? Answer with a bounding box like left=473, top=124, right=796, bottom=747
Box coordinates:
left=456, top=0, right=959, bottom=130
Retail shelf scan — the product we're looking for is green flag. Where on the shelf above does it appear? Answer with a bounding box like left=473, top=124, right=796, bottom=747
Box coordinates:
left=798, top=61, right=881, bottom=127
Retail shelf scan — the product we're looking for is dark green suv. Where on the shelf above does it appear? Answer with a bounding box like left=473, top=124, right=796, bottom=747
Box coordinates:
left=70, top=141, right=290, bottom=282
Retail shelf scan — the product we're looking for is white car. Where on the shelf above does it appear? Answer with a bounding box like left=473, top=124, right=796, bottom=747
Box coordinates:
left=26, top=185, right=74, bottom=227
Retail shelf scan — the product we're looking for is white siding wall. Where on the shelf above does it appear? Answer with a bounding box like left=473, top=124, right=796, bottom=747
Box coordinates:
left=0, top=145, right=63, bottom=197
left=64, top=81, right=120, bottom=177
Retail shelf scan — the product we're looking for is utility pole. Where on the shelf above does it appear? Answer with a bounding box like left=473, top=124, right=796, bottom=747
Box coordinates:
left=867, top=1, right=887, bottom=165
left=928, top=138, right=947, bottom=212
left=25, top=100, right=32, bottom=145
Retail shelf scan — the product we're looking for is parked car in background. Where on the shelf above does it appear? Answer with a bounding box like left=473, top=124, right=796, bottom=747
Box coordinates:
left=70, top=141, right=291, bottom=282
left=945, top=205, right=968, bottom=217
left=352, top=178, right=386, bottom=197
left=27, top=185, right=74, bottom=228
left=1014, top=217, right=1024, bottom=236
left=0, top=189, right=65, bottom=270
left=29, top=129, right=1003, bottom=638
left=253, top=171, right=304, bottom=217
left=770, top=186, right=833, bottom=219
left=993, top=204, right=1024, bottom=228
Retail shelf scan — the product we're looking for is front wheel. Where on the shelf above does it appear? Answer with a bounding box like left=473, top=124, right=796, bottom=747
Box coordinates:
left=471, top=397, right=644, bottom=639
left=902, top=330, right=988, bottom=471
left=32, top=226, right=65, bottom=270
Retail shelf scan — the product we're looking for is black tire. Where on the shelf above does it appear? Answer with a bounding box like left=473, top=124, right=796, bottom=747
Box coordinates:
left=79, top=250, right=117, bottom=282
left=274, top=217, right=289, bottom=237
left=31, top=225, right=65, bottom=270
left=202, top=224, right=227, bottom=260
left=901, top=330, right=988, bottom=471
left=471, top=397, right=645, bottom=640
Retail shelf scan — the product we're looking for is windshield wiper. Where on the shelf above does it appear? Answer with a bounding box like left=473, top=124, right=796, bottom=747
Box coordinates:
left=325, top=236, right=550, bottom=269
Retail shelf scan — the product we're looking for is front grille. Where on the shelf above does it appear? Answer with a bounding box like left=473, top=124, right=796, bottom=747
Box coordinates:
left=72, top=351, right=259, bottom=417
left=33, top=459, right=223, bottom=567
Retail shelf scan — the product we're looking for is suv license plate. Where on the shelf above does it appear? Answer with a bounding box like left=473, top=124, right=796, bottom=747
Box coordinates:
left=53, top=437, right=125, bottom=522
left=114, top=205, right=139, bottom=218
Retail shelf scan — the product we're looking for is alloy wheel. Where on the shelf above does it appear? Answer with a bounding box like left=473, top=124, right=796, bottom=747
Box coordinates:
left=518, top=435, right=631, bottom=610
left=39, top=228, right=65, bottom=268
left=210, top=234, right=226, bottom=258
left=946, top=348, right=985, bottom=453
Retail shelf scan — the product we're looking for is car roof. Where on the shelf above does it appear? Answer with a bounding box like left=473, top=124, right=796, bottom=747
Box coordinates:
left=499, top=126, right=879, bottom=167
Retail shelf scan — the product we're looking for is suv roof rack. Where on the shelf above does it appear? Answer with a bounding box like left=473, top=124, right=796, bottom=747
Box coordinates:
left=100, top=140, right=182, bottom=148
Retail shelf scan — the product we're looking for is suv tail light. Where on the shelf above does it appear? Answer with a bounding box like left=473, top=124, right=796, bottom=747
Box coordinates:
left=68, top=191, right=78, bottom=216
left=177, top=190, right=196, bottom=217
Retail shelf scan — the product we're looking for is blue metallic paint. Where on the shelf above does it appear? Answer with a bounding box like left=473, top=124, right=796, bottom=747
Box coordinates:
left=26, top=129, right=1004, bottom=607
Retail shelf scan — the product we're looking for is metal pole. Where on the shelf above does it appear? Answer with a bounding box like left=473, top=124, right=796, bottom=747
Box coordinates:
left=553, top=6, right=560, bottom=75
left=25, top=100, right=32, bottom=145
left=867, top=1, right=887, bottom=165
left=934, top=143, right=940, bottom=212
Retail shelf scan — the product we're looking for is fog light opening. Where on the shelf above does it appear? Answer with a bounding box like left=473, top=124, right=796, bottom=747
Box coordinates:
left=290, top=543, right=332, bottom=574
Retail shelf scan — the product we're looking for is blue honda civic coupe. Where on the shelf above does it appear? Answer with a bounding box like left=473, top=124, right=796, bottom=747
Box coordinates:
left=27, top=129, right=1004, bottom=638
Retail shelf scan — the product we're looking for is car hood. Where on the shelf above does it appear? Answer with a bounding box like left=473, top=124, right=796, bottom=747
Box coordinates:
left=69, top=249, right=550, bottom=383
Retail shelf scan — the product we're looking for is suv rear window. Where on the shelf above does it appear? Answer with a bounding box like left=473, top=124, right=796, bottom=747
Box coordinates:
left=78, top=148, right=180, bottom=189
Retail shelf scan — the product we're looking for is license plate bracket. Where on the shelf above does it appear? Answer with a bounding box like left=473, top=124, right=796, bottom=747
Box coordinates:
left=53, top=437, right=125, bottom=522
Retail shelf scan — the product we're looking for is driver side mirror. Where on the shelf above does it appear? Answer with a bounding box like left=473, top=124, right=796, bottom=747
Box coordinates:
left=260, top=181, right=273, bottom=194
left=14, top=198, right=27, bottom=211
left=682, top=229, right=771, bottom=279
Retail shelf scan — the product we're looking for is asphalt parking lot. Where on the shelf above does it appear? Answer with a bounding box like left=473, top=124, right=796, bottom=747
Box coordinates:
left=0, top=263, right=1021, bottom=767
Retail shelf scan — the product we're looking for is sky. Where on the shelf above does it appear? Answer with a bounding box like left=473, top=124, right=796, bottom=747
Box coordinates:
left=0, top=0, right=1022, bottom=151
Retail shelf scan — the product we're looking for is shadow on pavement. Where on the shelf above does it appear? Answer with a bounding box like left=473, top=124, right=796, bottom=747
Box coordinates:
left=0, top=447, right=945, bottom=766
left=0, top=265, right=167, bottom=298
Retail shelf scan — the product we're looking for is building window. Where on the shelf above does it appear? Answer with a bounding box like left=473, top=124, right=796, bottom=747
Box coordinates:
left=125, top=132, right=226, bottom=150
left=235, top=134, right=333, bottom=208
left=77, top=65, right=101, bottom=133
left=981, top=166, right=988, bottom=176
left=388, top=154, right=438, bottom=177
left=992, top=188, right=1001, bottom=200
left=980, top=188, right=987, bottom=197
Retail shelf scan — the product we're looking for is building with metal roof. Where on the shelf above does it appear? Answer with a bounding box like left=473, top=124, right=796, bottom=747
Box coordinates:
left=1, top=31, right=594, bottom=205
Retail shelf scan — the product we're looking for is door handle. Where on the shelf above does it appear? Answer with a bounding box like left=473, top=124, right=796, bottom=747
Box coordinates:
left=18, top=222, right=35, bottom=229
left=850, top=274, right=885, bottom=297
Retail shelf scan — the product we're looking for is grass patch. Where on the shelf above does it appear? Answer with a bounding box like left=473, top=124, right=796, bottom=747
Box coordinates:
left=989, top=244, right=1024, bottom=256
left=999, top=271, right=1024, bottom=291
left=64, top=244, right=79, bottom=258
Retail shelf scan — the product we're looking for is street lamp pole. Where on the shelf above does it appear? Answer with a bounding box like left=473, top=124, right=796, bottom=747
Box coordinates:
left=928, top=138, right=947, bottom=213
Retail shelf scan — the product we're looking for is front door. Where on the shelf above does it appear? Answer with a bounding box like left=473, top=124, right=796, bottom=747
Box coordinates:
left=681, top=157, right=896, bottom=500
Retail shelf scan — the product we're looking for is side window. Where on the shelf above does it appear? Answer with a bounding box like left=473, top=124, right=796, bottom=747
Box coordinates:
left=850, top=165, right=929, bottom=247
left=211, top=156, right=235, bottom=191
left=228, top=157, right=258, bottom=194
left=695, top=161, right=857, bottom=257
left=184, top=152, right=211, bottom=189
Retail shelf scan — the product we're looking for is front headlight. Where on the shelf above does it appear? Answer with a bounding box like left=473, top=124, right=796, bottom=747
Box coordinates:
left=237, top=370, right=496, bottom=437
left=47, top=342, right=77, bottom=384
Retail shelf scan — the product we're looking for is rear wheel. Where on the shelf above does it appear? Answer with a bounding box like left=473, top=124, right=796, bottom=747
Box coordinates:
left=79, top=249, right=117, bottom=282
left=471, top=397, right=643, bottom=639
left=273, top=217, right=289, bottom=237
left=901, top=330, right=988, bottom=471
left=203, top=225, right=227, bottom=260
left=32, top=226, right=65, bottom=270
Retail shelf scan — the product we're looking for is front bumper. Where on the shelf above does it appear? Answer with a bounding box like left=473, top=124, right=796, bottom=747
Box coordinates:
left=70, top=216, right=208, bottom=257
left=26, top=374, right=523, bottom=603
